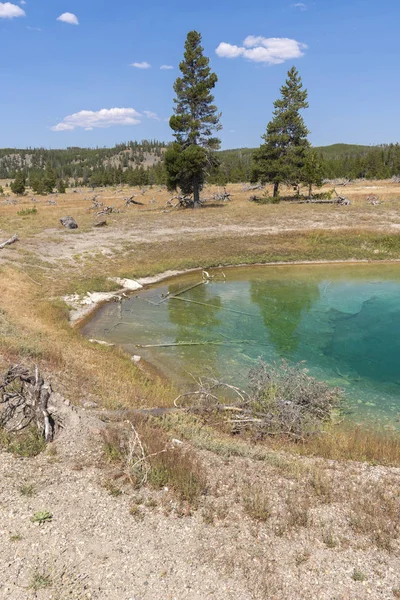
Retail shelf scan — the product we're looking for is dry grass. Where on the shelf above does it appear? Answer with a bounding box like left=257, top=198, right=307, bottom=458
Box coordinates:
left=294, top=424, right=400, bottom=466
left=101, top=420, right=207, bottom=506
left=242, top=486, right=272, bottom=522
left=349, top=481, right=399, bottom=552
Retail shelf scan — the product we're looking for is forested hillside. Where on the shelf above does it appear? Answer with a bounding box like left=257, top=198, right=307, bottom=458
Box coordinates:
left=2, top=141, right=400, bottom=189
left=212, top=144, right=400, bottom=184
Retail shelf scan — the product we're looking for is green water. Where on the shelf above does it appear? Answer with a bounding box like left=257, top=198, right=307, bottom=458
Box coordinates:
left=82, top=264, right=400, bottom=426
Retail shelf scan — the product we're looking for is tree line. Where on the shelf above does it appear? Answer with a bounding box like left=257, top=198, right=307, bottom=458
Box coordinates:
left=6, top=31, right=400, bottom=196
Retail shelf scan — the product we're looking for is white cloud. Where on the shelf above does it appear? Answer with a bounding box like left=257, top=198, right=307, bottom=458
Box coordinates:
left=144, top=110, right=160, bottom=121
left=291, top=2, right=307, bottom=10
left=160, top=65, right=173, bottom=70
left=131, top=61, right=151, bottom=69
left=20, top=0, right=26, bottom=4
left=51, top=108, right=142, bottom=132
left=26, top=25, right=41, bottom=31
left=0, top=2, right=25, bottom=18
left=215, top=42, right=244, bottom=59
left=57, top=12, right=79, bottom=25
left=216, top=36, right=307, bottom=65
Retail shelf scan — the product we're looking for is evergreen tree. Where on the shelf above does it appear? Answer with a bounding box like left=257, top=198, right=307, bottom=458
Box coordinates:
left=57, top=179, right=66, bottom=193
left=252, top=67, right=310, bottom=197
left=30, top=172, right=46, bottom=194
left=10, top=171, right=26, bottom=195
left=165, top=30, right=221, bottom=206
left=302, top=150, right=324, bottom=197
left=43, top=162, right=57, bottom=193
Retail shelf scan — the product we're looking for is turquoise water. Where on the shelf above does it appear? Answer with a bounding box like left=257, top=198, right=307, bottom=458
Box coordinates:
left=82, top=264, right=400, bottom=426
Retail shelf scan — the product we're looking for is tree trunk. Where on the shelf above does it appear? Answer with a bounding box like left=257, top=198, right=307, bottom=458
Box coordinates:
left=193, top=179, right=201, bottom=208
left=273, top=182, right=279, bottom=198
left=308, top=183, right=312, bottom=198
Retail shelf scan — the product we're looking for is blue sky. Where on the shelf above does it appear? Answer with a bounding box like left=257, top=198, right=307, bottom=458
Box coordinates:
left=1, top=0, right=399, bottom=149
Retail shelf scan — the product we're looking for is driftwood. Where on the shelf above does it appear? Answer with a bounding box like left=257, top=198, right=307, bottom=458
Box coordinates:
left=242, top=183, right=264, bottom=192
left=93, top=219, right=107, bottom=227
left=125, top=195, right=144, bottom=206
left=0, top=234, right=19, bottom=250
left=95, top=206, right=121, bottom=216
left=165, top=195, right=202, bottom=209
left=0, top=365, right=57, bottom=441
left=366, top=194, right=381, bottom=205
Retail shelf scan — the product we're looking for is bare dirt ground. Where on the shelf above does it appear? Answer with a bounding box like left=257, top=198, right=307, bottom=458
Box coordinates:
left=1, top=180, right=400, bottom=267
left=1, top=393, right=399, bottom=600
left=1, top=181, right=400, bottom=599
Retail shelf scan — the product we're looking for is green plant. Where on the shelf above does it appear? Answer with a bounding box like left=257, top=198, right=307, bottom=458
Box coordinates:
left=249, top=193, right=280, bottom=205
left=243, top=486, right=271, bottom=522
left=2, top=427, right=46, bottom=457
left=103, top=480, right=123, bottom=497
left=30, top=511, right=52, bottom=525
left=322, top=530, right=337, bottom=548
left=17, top=207, right=37, bottom=216
left=30, top=570, right=52, bottom=591
left=19, top=483, right=36, bottom=497
left=352, top=568, right=367, bottom=582
left=295, top=550, right=311, bottom=566
left=129, top=504, right=144, bottom=520
left=10, top=534, right=23, bottom=542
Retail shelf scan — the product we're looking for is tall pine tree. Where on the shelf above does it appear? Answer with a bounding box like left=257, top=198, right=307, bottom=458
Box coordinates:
left=165, top=30, right=221, bottom=207
left=253, top=67, right=310, bottom=198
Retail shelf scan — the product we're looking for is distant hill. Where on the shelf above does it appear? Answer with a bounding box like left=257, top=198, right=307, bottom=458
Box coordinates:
left=0, top=141, right=166, bottom=181
left=1, top=141, right=399, bottom=186
left=313, top=144, right=374, bottom=158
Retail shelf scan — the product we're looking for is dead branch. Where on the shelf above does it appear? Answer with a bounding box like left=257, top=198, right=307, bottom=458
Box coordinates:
left=242, top=183, right=264, bottom=192
left=366, top=194, right=381, bottom=205
left=95, top=206, right=121, bottom=216
left=125, top=195, right=144, bottom=206
left=0, top=364, right=58, bottom=441
left=0, top=234, right=19, bottom=250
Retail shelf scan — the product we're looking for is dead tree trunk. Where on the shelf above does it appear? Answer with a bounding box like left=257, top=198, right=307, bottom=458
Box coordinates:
left=0, top=365, right=56, bottom=442
left=0, top=234, right=19, bottom=250
left=273, top=182, right=279, bottom=198
left=193, top=178, right=201, bottom=208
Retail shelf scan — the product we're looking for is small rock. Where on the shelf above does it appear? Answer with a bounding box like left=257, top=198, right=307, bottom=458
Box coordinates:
left=82, top=400, right=98, bottom=409
left=63, top=399, right=71, bottom=407
left=60, top=216, right=78, bottom=229
left=93, top=219, right=107, bottom=227
left=132, top=355, right=141, bottom=364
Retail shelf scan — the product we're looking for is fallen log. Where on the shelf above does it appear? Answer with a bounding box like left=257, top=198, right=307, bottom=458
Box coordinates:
left=0, top=234, right=18, bottom=250
left=125, top=195, right=144, bottom=206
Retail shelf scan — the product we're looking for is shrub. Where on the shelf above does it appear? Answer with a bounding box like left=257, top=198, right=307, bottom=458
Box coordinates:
left=101, top=420, right=207, bottom=506
left=1, top=426, right=46, bottom=457
left=243, top=486, right=271, bottom=522
left=249, top=192, right=280, bottom=204
left=17, top=207, right=37, bottom=217
left=247, top=360, right=342, bottom=439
